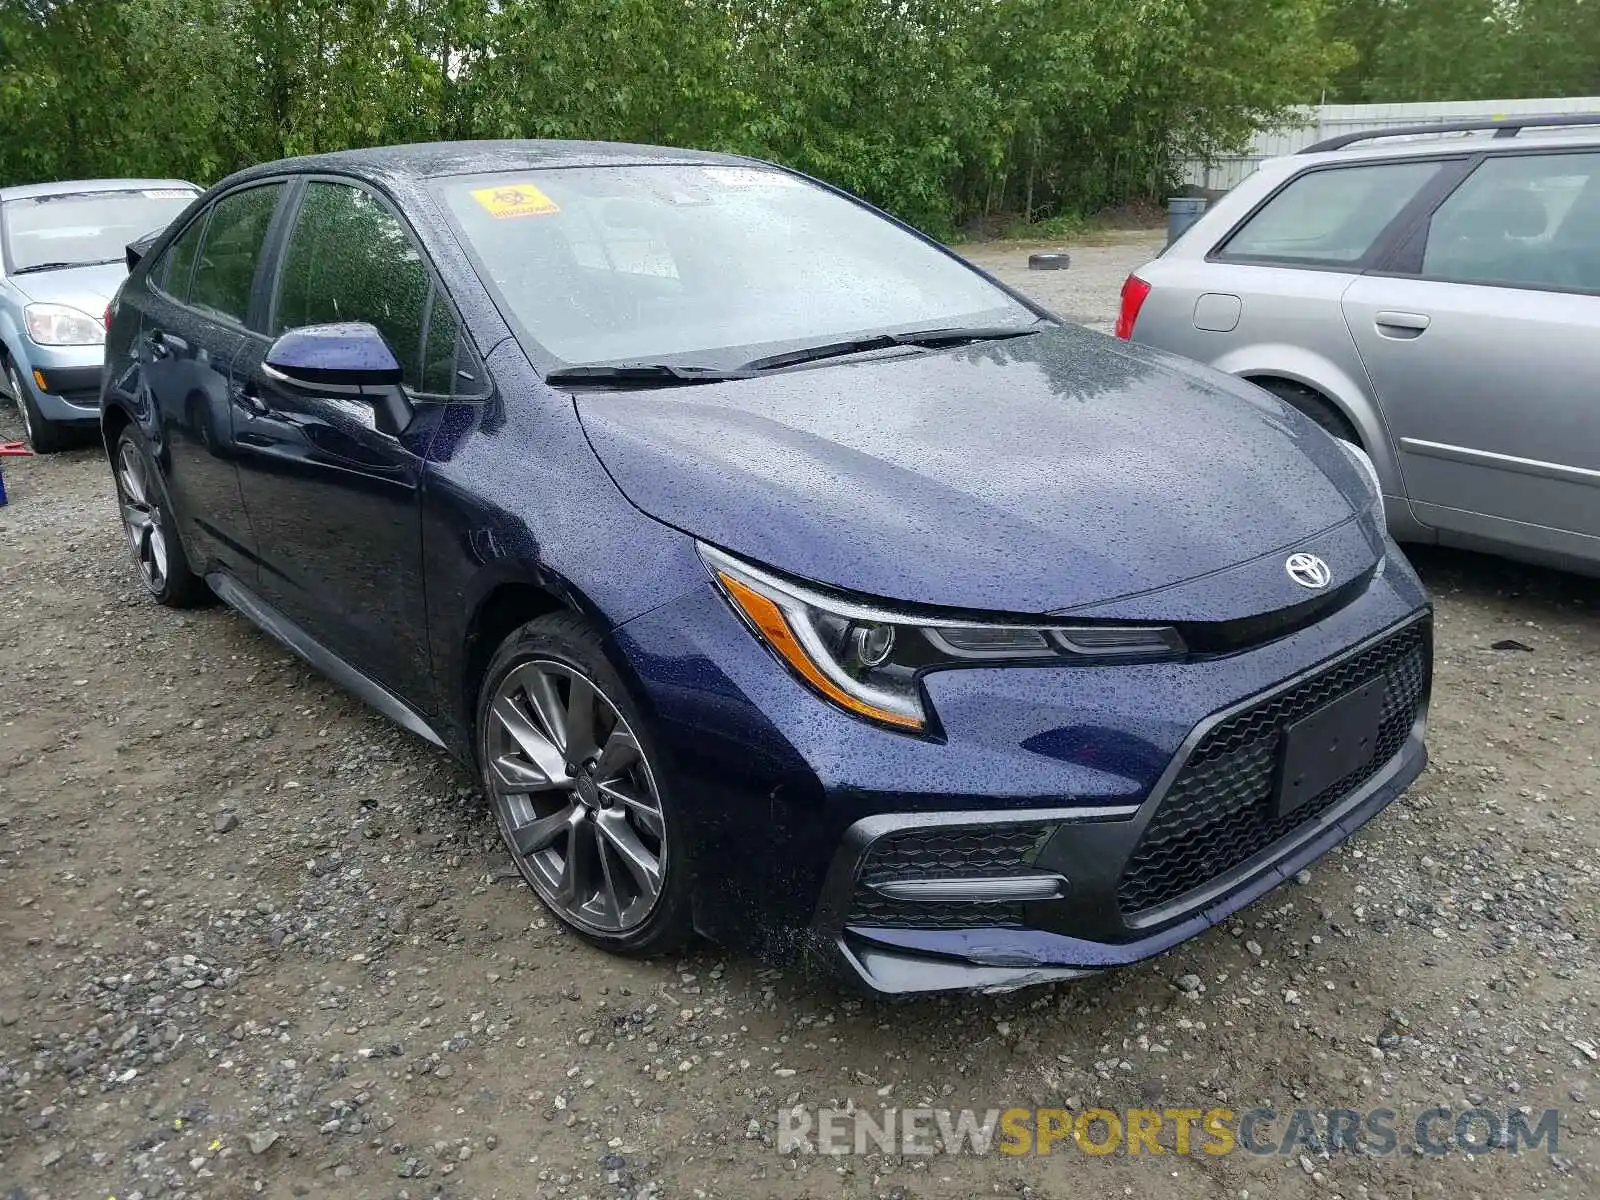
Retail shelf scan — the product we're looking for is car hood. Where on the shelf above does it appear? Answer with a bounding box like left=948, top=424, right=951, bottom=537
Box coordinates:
left=6, top=261, right=125, bottom=311
left=575, top=325, right=1375, bottom=615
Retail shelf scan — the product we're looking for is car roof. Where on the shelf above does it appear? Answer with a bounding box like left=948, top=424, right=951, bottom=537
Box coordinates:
left=0, top=178, right=198, bottom=202
left=1288, top=126, right=1600, bottom=169
left=222, top=139, right=755, bottom=190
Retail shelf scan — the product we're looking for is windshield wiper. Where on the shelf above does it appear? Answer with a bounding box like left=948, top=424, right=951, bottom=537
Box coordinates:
left=545, top=324, right=1046, bottom=387
left=11, top=260, right=95, bottom=275
left=738, top=324, right=1043, bottom=373
left=12, top=257, right=120, bottom=275
left=545, top=362, right=753, bottom=388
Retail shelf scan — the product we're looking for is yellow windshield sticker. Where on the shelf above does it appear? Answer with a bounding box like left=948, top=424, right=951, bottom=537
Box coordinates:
left=471, top=183, right=560, bottom=219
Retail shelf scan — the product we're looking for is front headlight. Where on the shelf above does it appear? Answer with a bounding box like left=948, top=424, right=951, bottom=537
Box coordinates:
left=700, top=544, right=1184, bottom=733
left=25, top=303, right=105, bottom=347
left=1337, top=439, right=1384, bottom=518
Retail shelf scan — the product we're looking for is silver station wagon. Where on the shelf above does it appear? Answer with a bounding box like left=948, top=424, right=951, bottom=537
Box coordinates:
left=1120, top=115, right=1600, bottom=576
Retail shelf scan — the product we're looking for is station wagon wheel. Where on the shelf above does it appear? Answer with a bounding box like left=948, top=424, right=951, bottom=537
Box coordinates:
left=478, top=614, right=691, bottom=953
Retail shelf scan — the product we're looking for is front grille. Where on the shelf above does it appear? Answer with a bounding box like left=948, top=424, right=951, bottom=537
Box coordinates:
left=1117, top=620, right=1429, bottom=916
left=1177, top=571, right=1371, bottom=655
left=845, top=824, right=1053, bottom=929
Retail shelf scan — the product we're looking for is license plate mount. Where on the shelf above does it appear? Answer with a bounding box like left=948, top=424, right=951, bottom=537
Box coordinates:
left=1272, top=675, right=1388, bottom=819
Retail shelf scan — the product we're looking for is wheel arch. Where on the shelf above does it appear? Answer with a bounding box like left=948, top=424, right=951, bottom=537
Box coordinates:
left=0, top=329, right=30, bottom=404
left=1210, top=342, right=1400, bottom=491
left=1246, top=375, right=1361, bottom=444
left=100, top=399, right=136, bottom=461
left=0, top=314, right=25, bottom=375
left=455, top=572, right=624, bottom=751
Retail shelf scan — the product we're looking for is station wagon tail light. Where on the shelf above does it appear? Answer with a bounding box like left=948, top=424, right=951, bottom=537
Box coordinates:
left=104, top=303, right=113, bottom=332
left=1114, top=274, right=1151, bottom=340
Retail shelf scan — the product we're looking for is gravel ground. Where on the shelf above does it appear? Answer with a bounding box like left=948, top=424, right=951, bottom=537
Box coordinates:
left=3, top=230, right=1599, bottom=1200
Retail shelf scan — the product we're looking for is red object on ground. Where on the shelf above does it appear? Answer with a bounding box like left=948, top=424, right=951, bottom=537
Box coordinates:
left=0, top=441, right=25, bottom=506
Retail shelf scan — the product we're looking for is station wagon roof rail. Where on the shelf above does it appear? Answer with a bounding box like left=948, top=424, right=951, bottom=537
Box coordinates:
left=1300, top=113, right=1600, bottom=154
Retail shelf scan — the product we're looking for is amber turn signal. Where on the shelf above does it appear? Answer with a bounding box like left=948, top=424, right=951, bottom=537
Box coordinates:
left=715, top=571, right=923, bottom=730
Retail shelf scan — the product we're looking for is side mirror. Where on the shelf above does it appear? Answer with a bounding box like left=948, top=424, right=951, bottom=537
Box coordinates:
left=127, top=232, right=156, bottom=271
left=264, top=322, right=412, bottom=434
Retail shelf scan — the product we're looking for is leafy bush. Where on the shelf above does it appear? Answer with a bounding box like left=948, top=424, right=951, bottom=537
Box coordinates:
left=1, top=0, right=1352, bottom=234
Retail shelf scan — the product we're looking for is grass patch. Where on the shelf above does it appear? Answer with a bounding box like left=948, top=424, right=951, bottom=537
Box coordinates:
left=999, top=211, right=1088, bottom=241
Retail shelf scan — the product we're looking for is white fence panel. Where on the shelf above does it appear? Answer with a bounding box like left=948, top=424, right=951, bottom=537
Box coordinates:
left=1180, top=96, right=1600, bottom=193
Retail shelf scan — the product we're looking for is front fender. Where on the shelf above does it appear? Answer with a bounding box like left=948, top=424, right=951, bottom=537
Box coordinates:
left=0, top=307, right=29, bottom=380
left=98, top=345, right=161, bottom=458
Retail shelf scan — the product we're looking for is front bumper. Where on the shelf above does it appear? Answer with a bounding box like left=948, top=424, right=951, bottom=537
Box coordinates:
left=610, top=541, right=1432, bottom=994
left=13, top=342, right=103, bottom=424
left=811, top=616, right=1429, bottom=993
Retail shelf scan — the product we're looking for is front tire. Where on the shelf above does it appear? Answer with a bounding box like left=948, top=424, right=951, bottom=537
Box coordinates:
left=477, top=612, right=693, bottom=957
left=6, top=359, right=65, bottom=454
left=111, top=424, right=209, bottom=607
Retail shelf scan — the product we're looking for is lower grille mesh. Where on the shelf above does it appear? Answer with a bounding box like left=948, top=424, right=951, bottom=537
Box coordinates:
left=846, top=824, right=1053, bottom=930
left=1116, top=620, right=1429, bottom=915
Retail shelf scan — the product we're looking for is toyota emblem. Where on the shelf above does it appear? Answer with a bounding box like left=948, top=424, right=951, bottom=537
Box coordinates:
left=1285, top=553, right=1332, bottom=589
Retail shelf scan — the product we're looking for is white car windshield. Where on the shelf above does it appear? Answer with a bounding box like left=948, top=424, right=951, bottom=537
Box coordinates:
left=3, top=187, right=196, bottom=273
left=437, top=164, right=1034, bottom=367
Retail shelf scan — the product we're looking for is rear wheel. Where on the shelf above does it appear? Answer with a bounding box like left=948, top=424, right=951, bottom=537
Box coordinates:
left=477, top=612, right=693, bottom=957
left=6, top=359, right=66, bottom=454
left=1255, top=378, right=1360, bottom=446
left=112, top=425, right=209, bottom=606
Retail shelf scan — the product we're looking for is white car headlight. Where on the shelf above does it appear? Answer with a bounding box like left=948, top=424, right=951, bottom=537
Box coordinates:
left=25, top=303, right=105, bottom=347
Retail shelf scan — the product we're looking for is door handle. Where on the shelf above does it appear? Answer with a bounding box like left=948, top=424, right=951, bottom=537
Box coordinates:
left=1374, top=311, right=1430, bottom=339
left=148, top=328, right=188, bottom=359
left=230, top=381, right=271, bottom=417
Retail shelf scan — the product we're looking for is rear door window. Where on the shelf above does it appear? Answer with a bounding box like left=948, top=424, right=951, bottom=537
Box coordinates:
left=153, top=213, right=208, bottom=301
left=1218, top=161, right=1445, bottom=266
left=1419, top=151, right=1600, bottom=293
left=187, top=183, right=285, bottom=323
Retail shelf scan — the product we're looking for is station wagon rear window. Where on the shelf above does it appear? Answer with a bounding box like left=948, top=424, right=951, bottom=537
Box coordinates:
left=1216, top=161, right=1444, bottom=266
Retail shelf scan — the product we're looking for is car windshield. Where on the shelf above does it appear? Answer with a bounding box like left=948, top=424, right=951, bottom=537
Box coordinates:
left=437, top=164, right=1035, bottom=367
left=2, top=187, right=196, bottom=273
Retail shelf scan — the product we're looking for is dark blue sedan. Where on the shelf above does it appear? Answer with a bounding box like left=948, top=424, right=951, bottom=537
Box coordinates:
left=99, top=142, right=1431, bottom=993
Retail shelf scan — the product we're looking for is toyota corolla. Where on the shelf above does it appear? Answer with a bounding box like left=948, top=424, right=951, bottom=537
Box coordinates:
left=99, top=142, right=1431, bottom=993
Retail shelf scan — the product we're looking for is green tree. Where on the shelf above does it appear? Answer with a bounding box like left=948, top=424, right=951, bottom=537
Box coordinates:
left=1, top=0, right=1359, bottom=234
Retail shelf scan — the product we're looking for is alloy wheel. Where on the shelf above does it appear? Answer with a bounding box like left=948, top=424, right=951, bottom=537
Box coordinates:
left=8, top=365, right=32, bottom=444
left=116, top=440, right=169, bottom=592
left=486, top=660, right=667, bottom=934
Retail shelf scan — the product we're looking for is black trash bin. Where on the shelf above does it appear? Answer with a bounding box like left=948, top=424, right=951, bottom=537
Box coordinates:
left=1166, top=196, right=1208, bottom=247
